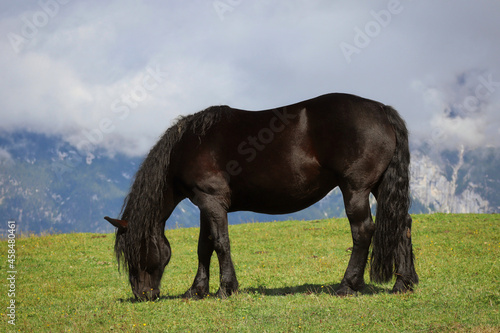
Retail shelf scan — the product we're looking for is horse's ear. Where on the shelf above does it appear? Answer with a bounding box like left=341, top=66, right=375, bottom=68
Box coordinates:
left=104, top=216, right=128, bottom=230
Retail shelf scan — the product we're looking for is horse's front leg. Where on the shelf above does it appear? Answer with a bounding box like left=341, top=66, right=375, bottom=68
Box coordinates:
left=184, top=199, right=238, bottom=299
left=183, top=219, right=214, bottom=299
left=206, top=205, right=238, bottom=298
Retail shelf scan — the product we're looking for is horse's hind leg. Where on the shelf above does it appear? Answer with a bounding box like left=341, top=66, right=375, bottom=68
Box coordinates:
left=337, top=189, right=375, bottom=296
left=392, top=213, right=419, bottom=293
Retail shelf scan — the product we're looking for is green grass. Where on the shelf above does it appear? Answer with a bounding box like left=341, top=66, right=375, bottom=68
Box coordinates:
left=1, top=214, right=499, bottom=332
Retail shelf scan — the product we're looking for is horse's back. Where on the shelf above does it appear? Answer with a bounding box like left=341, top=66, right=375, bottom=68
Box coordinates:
left=173, top=93, right=397, bottom=213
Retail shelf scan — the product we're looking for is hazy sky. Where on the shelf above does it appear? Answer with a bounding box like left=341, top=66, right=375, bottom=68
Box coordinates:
left=1, top=0, right=499, bottom=156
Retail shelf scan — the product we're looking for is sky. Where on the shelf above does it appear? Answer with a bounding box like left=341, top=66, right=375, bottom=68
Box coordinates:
left=1, top=0, right=499, bottom=157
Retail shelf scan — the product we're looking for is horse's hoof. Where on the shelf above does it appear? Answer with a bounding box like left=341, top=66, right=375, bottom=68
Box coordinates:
left=182, top=288, right=208, bottom=299
left=336, top=285, right=357, bottom=297
left=390, top=279, right=414, bottom=294
left=215, top=287, right=237, bottom=299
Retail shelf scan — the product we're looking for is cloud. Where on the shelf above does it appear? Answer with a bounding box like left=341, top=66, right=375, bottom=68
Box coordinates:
left=0, top=147, right=13, bottom=164
left=1, top=0, right=499, bottom=156
left=410, top=69, right=500, bottom=152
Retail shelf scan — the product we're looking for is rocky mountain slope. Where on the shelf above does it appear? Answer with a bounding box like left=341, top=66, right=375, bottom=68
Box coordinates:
left=411, top=146, right=499, bottom=213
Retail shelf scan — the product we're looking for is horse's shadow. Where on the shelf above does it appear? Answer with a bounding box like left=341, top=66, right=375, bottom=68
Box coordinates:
left=241, top=283, right=388, bottom=297
left=118, top=283, right=388, bottom=303
left=118, top=294, right=181, bottom=303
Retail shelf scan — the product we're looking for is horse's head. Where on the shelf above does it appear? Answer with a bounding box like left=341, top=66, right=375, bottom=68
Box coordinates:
left=105, top=216, right=171, bottom=301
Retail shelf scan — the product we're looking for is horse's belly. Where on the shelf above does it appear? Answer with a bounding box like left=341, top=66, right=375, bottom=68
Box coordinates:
left=228, top=180, right=336, bottom=215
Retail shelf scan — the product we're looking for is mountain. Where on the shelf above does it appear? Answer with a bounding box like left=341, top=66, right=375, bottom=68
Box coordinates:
left=0, top=131, right=498, bottom=235
left=0, top=132, right=138, bottom=234
left=410, top=146, right=499, bottom=213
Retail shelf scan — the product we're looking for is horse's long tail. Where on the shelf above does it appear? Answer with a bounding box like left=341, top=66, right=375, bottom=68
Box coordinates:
left=370, top=106, right=418, bottom=288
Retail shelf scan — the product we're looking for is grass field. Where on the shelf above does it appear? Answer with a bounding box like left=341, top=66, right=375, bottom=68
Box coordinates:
left=1, top=214, right=499, bottom=332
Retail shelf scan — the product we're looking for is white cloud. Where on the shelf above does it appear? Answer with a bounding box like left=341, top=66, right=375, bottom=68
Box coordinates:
left=432, top=114, right=487, bottom=149
left=0, top=147, right=13, bottom=164
left=0, top=0, right=499, bottom=156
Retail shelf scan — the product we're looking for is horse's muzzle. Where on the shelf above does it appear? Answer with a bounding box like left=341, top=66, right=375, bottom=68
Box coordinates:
left=134, top=288, right=160, bottom=301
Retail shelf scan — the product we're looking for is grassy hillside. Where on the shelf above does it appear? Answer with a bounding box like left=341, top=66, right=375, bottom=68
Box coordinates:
left=1, top=214, right=499, bottom=332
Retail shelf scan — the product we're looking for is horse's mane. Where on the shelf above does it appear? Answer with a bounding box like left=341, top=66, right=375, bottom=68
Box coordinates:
left=115, top=105, right=230, bottom=271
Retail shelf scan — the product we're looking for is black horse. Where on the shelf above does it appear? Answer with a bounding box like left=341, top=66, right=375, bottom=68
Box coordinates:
left=105, top=93, right=418, bottom=301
